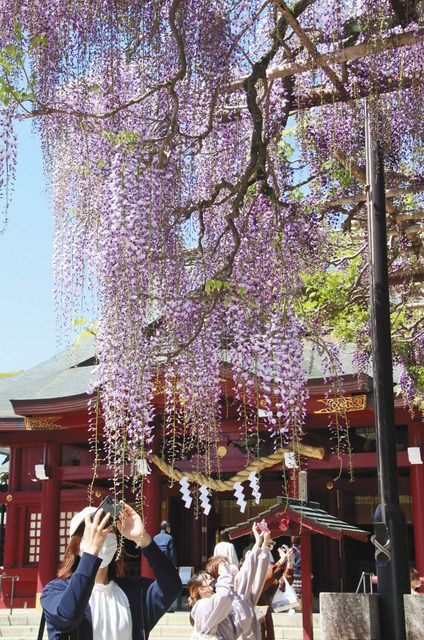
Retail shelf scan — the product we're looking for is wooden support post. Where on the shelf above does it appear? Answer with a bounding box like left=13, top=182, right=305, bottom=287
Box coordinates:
left=301, top=530, right=314, bottom=640
left=408, top=422, right=424, bottom=588
left=36, top=443, right=61, bottom=605
left=288, top=469, right=299, bottom=499
left=2, top=447, right=22, bottom=606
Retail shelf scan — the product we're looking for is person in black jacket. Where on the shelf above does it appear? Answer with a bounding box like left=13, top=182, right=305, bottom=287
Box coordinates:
left=153, top=521, right=177, bottom=566
left=41, top=503, right=182, bottom=640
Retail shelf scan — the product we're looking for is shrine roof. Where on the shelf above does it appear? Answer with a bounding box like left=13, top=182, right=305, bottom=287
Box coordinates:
left=0, top=337, right=403, bottom=421
left=0, top=337, right=97, bottom=419
left=224, top=496, right=369, bottom=542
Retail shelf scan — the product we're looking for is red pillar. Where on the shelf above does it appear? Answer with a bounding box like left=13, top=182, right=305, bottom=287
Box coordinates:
left=142, top=470, right=161, bottom=579
left=300, top=530, right=314, bottom=640
left=36, top=443, right=61, bottom=604
left=201, top=513, right=208, bottom=566
left=191, top=507, right=203, bottom=569
left=288, top=469, right=299, bottom=499
left=408, top=421, right=424, bottom=588
left=3, top=447, right=22, bottom=571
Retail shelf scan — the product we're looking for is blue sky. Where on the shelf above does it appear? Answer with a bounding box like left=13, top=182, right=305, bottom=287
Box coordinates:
left=0, top=119, right=305, bottom=374
left=0, top=120, right=57, bottom=372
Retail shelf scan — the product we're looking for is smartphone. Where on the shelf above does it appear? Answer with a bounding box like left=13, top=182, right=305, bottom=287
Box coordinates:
left=257, top=520, right=270, bottom=533
left=93, top=496, right=122, bottom=526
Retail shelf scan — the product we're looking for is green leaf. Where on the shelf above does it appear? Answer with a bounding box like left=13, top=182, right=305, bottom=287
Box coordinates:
left=13, top=22, right=23, bottom=43
left=29, top=34, right=48, bottom=50
left=73, top=317, right=88, bottom=327
left=75, top=329, right=97, bottom=346
left=204, top=278, right=231, bottom=294
left=4, top=44, right=20, bottom=58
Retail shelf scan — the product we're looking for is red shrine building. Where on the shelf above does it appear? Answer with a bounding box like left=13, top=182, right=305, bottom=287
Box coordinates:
left=0, top=338, right=423, bottom=608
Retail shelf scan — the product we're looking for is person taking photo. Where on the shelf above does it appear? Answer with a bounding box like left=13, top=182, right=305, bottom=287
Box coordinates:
left=41, top=502, right=182, bottom=640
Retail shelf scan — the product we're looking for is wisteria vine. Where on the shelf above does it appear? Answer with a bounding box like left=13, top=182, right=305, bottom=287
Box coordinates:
left=0, top=0, right=422, bottom=482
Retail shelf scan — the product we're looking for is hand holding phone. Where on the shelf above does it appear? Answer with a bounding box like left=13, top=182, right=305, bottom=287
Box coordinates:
left=92, top=496, right=123, bottom=527
left=257, top=519, right=270, bottom=533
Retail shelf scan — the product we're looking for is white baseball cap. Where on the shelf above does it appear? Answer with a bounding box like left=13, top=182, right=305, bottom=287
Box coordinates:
left=69, top=506, right=97, bottom=537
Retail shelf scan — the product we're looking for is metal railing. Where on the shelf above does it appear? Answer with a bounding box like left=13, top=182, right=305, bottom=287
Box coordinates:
left=0, top=574, right=20, bottom=614
left=355, top=571, right=376, bottom=594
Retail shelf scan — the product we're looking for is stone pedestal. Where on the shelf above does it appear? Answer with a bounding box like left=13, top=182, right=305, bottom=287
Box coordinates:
left=320, top=593, right=380, bottom=640
left=404, top=594, right=424, bottom=640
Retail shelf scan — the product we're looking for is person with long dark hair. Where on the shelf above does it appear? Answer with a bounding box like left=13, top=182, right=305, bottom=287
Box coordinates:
left=41, top=503, right=182, bottom=640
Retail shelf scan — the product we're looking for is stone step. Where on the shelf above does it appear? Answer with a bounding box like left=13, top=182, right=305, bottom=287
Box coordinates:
left=0, top=629, right=40, bottom=637
left=0, top=610, right=321, bottom=639
left=0, top=632, right=321, bottom=639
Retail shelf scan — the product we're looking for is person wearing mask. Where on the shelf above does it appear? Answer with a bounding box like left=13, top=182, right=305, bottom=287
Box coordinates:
left=213, top=530, right=239, bottom=567
left=204, top=522, right=272, bottom=640
left=188, top=564, right=236, bottom=639
left=41, top=503, right=182, bottom=639
left=153, top=520, right=177, bottom=567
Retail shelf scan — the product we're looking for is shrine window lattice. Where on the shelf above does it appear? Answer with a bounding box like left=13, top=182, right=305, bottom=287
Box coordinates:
left=26, top=510, right=79, bottom=564
left=59, top=511, right=78, bottom=560
left=27, top=512, right=42, bottom=564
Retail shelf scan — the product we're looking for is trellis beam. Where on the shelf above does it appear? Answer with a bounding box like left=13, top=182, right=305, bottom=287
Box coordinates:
left=387, top=224, right=424, bottom=237
left=322, top=184, right=424, bottom=209
left=396, top=210, right=424, bottom=223
left=334, top=150, right=397, bottom=214
left=229, top=29, right=423, bottom=91
left=297, top=73, right=420, bottom=109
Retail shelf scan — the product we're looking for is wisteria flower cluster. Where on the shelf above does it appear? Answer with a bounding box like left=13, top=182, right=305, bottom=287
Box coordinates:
left=0, top=0, right=422, bottom=478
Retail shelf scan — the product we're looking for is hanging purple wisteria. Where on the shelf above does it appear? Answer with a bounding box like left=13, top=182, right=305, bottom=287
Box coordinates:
left=0, top=0, right=423, bottom=479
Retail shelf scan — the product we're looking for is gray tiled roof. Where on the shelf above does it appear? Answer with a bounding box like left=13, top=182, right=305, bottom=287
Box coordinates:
left=221, top=339, right=360, bottom=379
left=0, top=337, right=97, bottom=419
left=0, top=337, right=380, bottom=421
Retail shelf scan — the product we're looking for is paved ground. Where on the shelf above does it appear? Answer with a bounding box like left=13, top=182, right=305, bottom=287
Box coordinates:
left=0, top=609, right=321, bottom=639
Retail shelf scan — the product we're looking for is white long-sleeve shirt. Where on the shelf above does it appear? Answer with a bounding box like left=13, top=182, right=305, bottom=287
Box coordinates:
left=191, top=545, right=270, bottom=640
left=232, top=544, right=270, bottom=640
left=89, top=580, right=133, bottom=640
left=191, top=574, right=236, bottom=639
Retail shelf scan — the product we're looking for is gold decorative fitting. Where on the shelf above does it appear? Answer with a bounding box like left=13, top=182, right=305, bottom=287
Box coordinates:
left=314, top=394, right=367, bottom=414
left=6, top=494, right=12, bottom=502
left=95, top=491, right=102, bottom=498
left=326, top=481, right=334, bottom=490
left=217, top=445, right=228, bottom=458
left=24, top=416, right=64, bottom=430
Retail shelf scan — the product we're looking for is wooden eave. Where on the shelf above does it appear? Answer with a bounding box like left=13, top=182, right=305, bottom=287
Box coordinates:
left=11, top=393, right=94, bottom=416
left=225, top=498, right=369, bottom=543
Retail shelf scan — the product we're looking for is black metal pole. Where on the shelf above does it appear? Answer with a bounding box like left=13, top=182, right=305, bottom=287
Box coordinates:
left=364, top=101, right=410, bottom=640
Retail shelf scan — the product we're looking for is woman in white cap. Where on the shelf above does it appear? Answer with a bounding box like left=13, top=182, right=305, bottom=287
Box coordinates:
left=40, top=502, right=182, bottom=640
